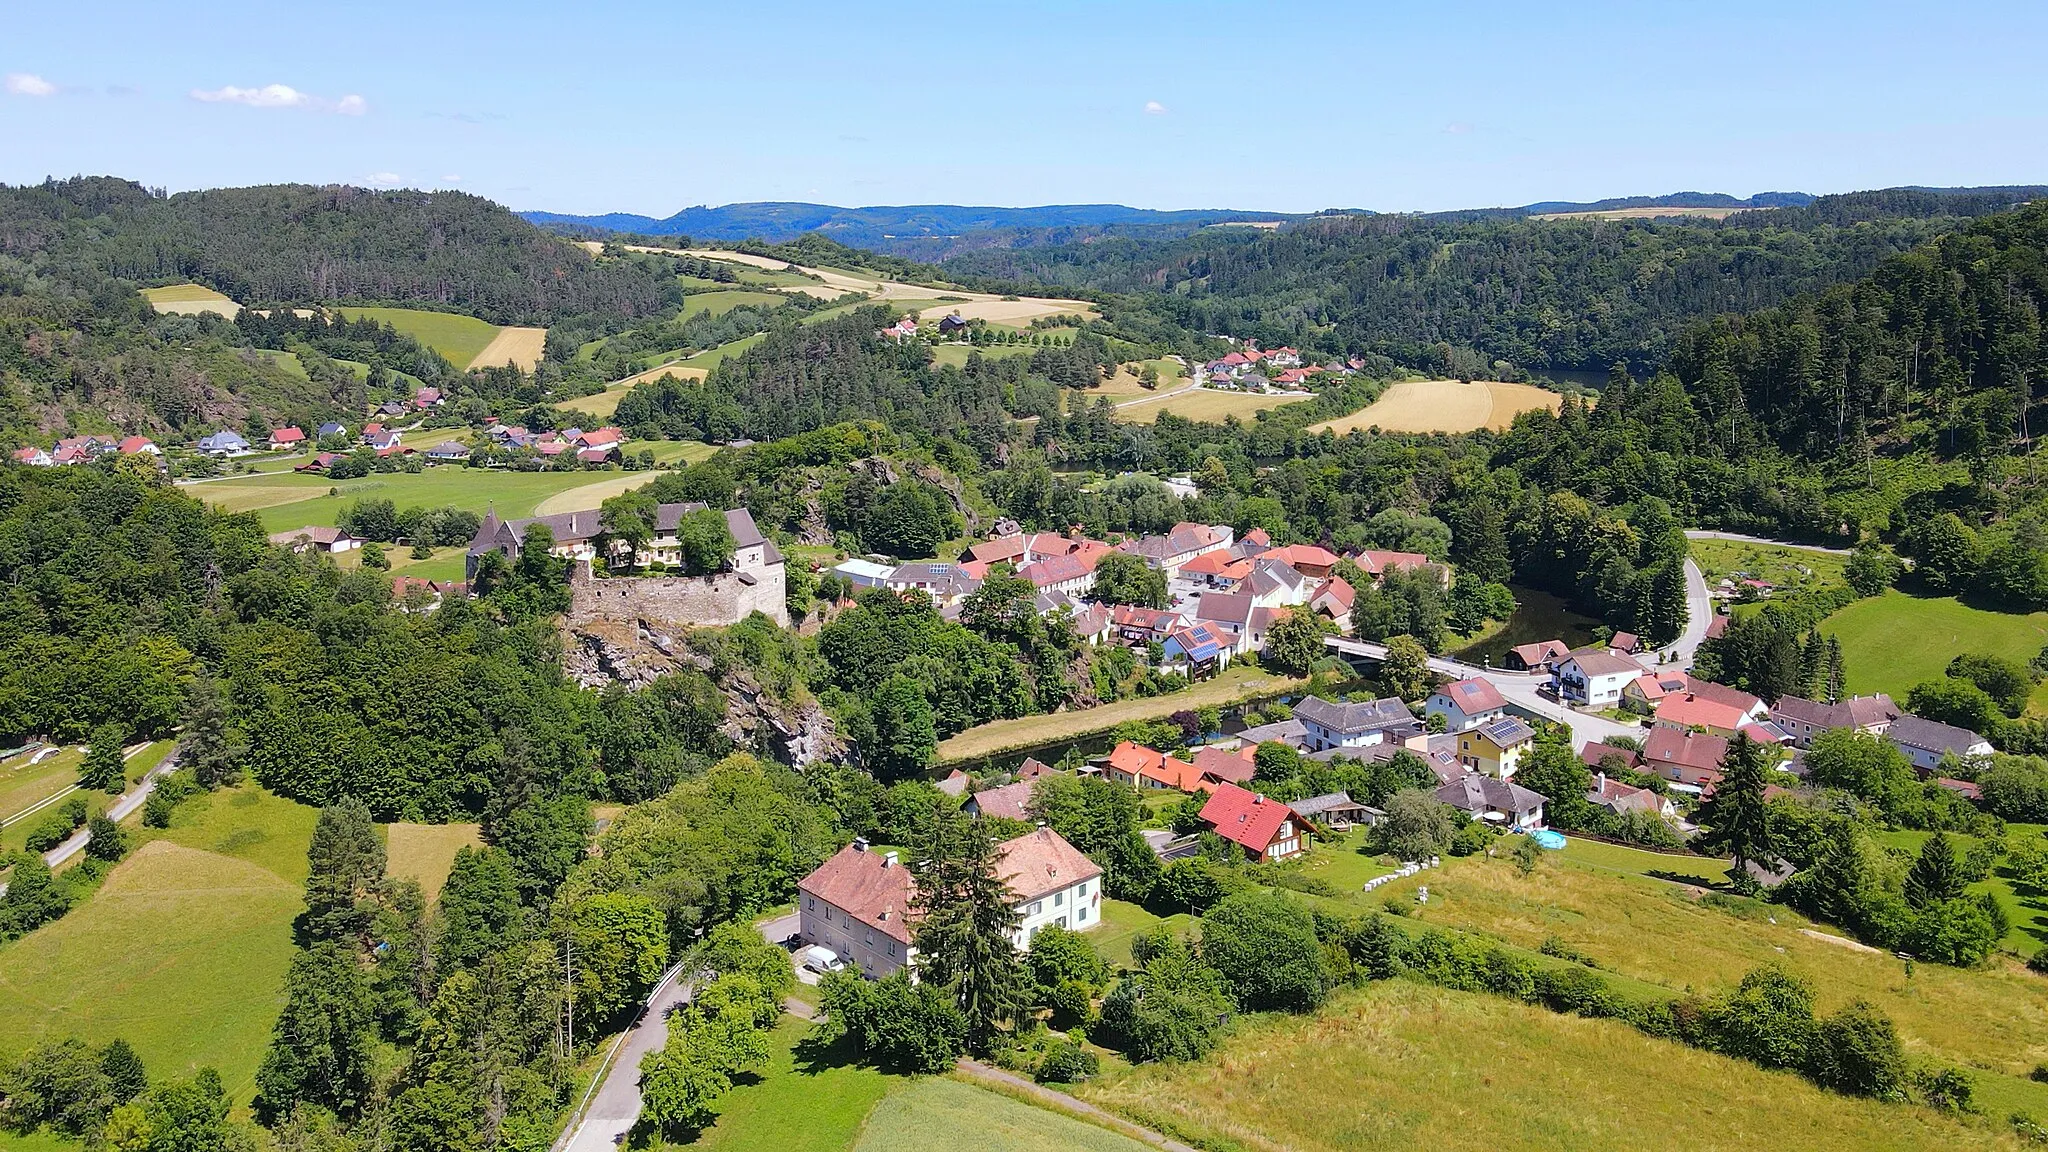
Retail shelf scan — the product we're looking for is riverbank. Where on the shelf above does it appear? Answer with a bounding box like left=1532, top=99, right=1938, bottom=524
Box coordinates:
left=933, top=666, right=1307, bottom=765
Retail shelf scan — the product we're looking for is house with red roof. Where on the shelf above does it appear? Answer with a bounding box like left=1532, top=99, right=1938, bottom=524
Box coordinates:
left=1192, top=745, right=1257, bottom=787
left=576, top=427, right=624, bottom=449
left=1101, top=741, right=1207, bottom=793
left=1353, top=549, right=1444, bottom=586
left=117, top=435, right=161, bottom=456
left=1265, top=347, right=1302, bottom=368
left=1199, top=783, right=1307, bottom=861
left=1110, top=604, right=1185, bottom=646
left=1424, top=677, right=1509, bottom=732
left=1258, top=544, right=1339, bottom=579
left=295, top=452, right=343, bottom=474
left=1308, top=576, right=1355, bottom=630
left=1018, top=541, right=1110, bottom=597
left=1653, top=681, right=1773, bottom=740
left=1504, top=640, right=1570, bottom=672
left=1643, top=727, right=1731, bottom=791
left=413, top=386, right=442, bottom=409
left=269, top=426, right=306, bottom=450
left=11, top=446, right=52, bottom=467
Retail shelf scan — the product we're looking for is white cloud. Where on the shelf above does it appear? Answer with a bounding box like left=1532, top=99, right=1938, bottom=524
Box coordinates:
left=440, top=173, right=462, bottom=184
left=364, top=172, right=403, bottom=187
left=190, top=84, right=367, bottom=114
left=5, top=73, right=58, bottom=97
left=1143, top=100, right=1167, bottom=115
left=1442, top=121, right=1474, bottom=135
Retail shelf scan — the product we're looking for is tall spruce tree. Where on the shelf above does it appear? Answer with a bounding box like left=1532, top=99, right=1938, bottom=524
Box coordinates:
left=911, top=811, right=1026, bottom=1056
left=1699, top=735, right=1779, bottom=890
left=300, top=799, right=387, bottom=948
left=180, top=676, right=242, bottom=789
left=1905, top=832, right=1966, bottom=908
left=1824, top=636, right=1847, bottom=704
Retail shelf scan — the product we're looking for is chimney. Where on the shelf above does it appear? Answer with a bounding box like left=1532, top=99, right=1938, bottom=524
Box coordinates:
left=1254, top=794, right=1265, bottom=805
left=1596, top=771, right=1606, bottom=793
left=852, top=836, right=869, bottom=853
left=883, top=851, right=898, bottom=868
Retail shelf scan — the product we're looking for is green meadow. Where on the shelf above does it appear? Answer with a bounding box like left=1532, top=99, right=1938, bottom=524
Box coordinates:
left=188, top=468, right=664, bottom=531
left=675, top=289, right=787, bottom=318
left=1822, top=590, right=2048, bottom=704
left=337, top=306, right=501, bottom=369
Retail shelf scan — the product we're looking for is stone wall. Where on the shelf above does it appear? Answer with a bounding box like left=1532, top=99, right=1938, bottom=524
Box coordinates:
left=567, top=561, right=788, bottom=629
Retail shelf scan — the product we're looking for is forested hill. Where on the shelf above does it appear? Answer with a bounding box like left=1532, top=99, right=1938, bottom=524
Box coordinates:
left=941, top=186, right=2048, bottom=374
left=1, top=177, right=677, bottom=327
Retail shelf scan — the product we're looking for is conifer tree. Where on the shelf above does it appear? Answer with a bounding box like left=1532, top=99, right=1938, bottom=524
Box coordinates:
left=1824, top=635, right=1847, bottom=704
left=912, top=811, right=1026, bottom=1056
left=1699, top=735, right=1779, bottom=890
left=1906, top=832, right=1966, bottom=908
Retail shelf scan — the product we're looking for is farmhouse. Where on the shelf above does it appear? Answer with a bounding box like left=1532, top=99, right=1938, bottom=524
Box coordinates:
left=1257, top=544, right=1339, bottom=580
left=1504, top=640, right=1570, bottom=672
left=1887, top=714, right=1993, bottom=772
left=196, top=430, right=250, bottom=456
left=11, top=447, right=52, bottom=466
left=797, top=829, right=1102, bottom=978
left=1353, top=549, right=1441, bottom=586
left=268, top=426, right=306, bottom=450
left=1769, top=693, right=1901, bottom=748
left=1110, top=605, right=1185, bottom=646
left=269, top=525, right=359, bottom=554
left=1307, top=576, right=1356, bottom=630
left=426, top=442, right=472, bottom=464
left=1425, top=677, right=1509, bottom=732
left=1101, top=741, right=1206, bottom=792
left=1199, top=784, right=1306, bottom=861
left=1192, top=745, right=1257, bottom=787
left=1642, top=727, right=1730, bottom=791
left=1294, top=695, right=1420, bottom=753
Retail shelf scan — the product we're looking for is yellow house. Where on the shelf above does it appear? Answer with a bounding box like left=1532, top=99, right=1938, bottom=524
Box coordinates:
left=1456, top=717, right=1538, bottom=779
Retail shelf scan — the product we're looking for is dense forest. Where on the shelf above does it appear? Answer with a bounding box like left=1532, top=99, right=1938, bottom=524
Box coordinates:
left=943, top=187, right=2048, bottom=374
left=0, top=177, right=680, bottom=326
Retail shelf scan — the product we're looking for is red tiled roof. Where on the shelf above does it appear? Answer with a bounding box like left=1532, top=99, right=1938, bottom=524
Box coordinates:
left=996, top=827, right=1102, bottom=902
left=1106, top=741, right=1204, bottom=791
left=1643, top=726, right=1728, bottom=773
left=799, top=843, right=918, bottom=944
left=1261, top=544, right=1339, bottom=571
left=1193, top=745, right=1257, bottom=786
left=1354, top=549, right=1431, bottom=576
left=579, top=427, right=623, bottom=447
left=270, top=426, right=305, bottom=443
left=1656, top=690, right=1754, bottom=732
left=1313, top=576, right=1356, bottom=613
left=1199, top=783, right=1300, bottom=854
left=1579, top=741, right=1644, bottom=770
left=969, top=780, right=1035, bottom=821
left=1435, top=676, right=1506, bottom=714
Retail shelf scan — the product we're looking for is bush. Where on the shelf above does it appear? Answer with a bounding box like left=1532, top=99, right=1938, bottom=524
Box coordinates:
left=83, top=813, right=127, bottom=862
left=1097, top=937, right=1233, bottom=1063
left=1807, top=1001, right=1906, bottom=1098
left=1199, top=892, right=1328, bottom=1012
left=1539, top=936, right=1598, bottom=968
left=1914, top=1065, right=1976, bottom=1112
left=1034, top=1037, right=1099, bottom=1084
left=1533, top=965, right=1617, bottom=1018
left=1709, top=967, right=1815, bottom=1071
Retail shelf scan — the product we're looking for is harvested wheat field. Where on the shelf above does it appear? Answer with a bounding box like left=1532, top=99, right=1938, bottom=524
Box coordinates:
left=142, top=283, right=241, bottom=318
left=468, top=325, right=547, bottom=370
left=920, top=297, right=1097, bottom=327
left=1313, top=379, right=1563, bottom=435
left=532, top=471, right=666, bottom=516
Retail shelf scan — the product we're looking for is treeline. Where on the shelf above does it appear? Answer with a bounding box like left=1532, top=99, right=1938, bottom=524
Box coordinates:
left=940, top=190, right=2033, bottom=372
left=0, top=177, right=681, bottom=327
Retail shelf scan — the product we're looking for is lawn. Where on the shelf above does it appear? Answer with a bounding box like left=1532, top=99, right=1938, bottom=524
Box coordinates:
left=1875, top=825, right=2048, bottom=957
left=675, top=289, right=787, bottom=318
left=336, top=306, right=502, bottom=370
left=854, top=1077, right=1152, bottom=1152
left=927, top=343, right=1037, bottom=369
left=933, top=667, right=1308, bottom=764
left=0, top=841, right=301, bottom=1105
left=1108, top=387, right=1311, bottom=425
left=186, top=468, right=656, bottom=530
left=677, top=1015, right=897, bottom=1152
left=1076, top=981, right=2016, bottom=1152
left=1553, top=836, right=1731, bottom=885
left=152, top=783, right=321, bottom=884
left=1093, top=899, right=1194, bottom=969
left=1821, top=591, right=2048, bottom=704
left=681, top=332, right=766, bottom=372
left=530, top=471, right=667, bottom=516
left=1690, top=537, right=1848, bottom=595
left=0, top=746, right=84, bottom=825
left=1401, top=847, right=2048, bottom=1081
left=385, top=822, right=482, bottom=903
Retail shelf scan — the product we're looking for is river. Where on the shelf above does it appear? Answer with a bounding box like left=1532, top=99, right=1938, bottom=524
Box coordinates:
left=1452, top=585, right=1603, bottom=667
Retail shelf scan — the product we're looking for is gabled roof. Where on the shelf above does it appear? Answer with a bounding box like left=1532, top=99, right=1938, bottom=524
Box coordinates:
left=1888, top=714, right=1989, bottom=756
left=798, top=843, right=917, bottom=945
left=1294, top=695, right=1412, bottom=736
left=268, top=525, right=353, bottom=546
left=1260, top=544, right=1339, bottom=571
left=1586, top=775, right=1662, bottom=815
left=1110, top=604, right=1182, bottom=632
left=270, top=426, right=306, bottom=443
left=1434, top=677, right=1506, bottom=715
left=1561, top=647, right=1642, bottom=678
left=968, top=779, right=1035, bottom=822
left=1180, top=550, right=1239, bottom=577
left=1580, top=742, right=1643, bottom=770
left=1164, top=624, right=1227, bottom=663
left=997, top=827, right=1102, bottom=902
left=1643, top=726, right=1728, bottom=772
left=1195, top=591, right=1259, bottom=628
left=1192, top=745, right=1257, bottom=786
left=1435, top=773, right=1545, bottom=817
left=966, top=534, right=1029, bottom=565
left=1509, top=640, right=1570, bottom=666
left=1291, top=791, right=1366, bottom=819
left=578, top=427, right=623, bottom=447
left=1198, top=783, right=1300, bottom=852
left=1311, top=576, right=1356, bottom=613
left=1656, top=691, right=1752, bottom=733
left=1354, top=549, right=1432, bottom=576
left=1105, top=741, right=1204, bottom=791
left=1476, top=716, right=1536, bottom=747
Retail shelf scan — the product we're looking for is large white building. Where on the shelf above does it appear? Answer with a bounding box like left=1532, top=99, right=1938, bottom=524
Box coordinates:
left=796, top=828, right=1103, bottom=978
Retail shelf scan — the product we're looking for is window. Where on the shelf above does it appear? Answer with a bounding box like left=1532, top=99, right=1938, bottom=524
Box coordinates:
left=888, top=941, right=898, bottom=957
left=1054, top=891, right=1064, bottom=907
left=1057, top=915, right=1068, bottom=929
left=1078, top=906, right=1089, bottom=924
left=1027, top=901, right=1043, bottom=916
left=806, top=897, right=815, bottom=911
left=1078, top=881, right=1087, bottom=897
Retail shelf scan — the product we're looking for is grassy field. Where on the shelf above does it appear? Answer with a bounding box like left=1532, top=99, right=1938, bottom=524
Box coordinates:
left=1094, top=899, right=1195, bottom=968
left=385, top=822, right=482, bottom=903
left=681, top=332, right=767, bottom=372
left=934, top=667, right=1307, bottom=764
left=0, top=841, right=301, bottom=1104
left=1533, top=205, right=1751, bottom=221
left=1690, top=537, right=1849, bottom=594
left=530, top=471, right=666, bottom=516
left=141, top=283, right=240, bottom=318
left=1396, top=847, right=2048, bottom=1081
left=677, top=289, right=788, bottom=318
left=1312, top=379, right=1563, bottom=435
left=1108, top=387, right=1312, bottom=425
left=1822, top=591, right=2048, bottom=703
left=928, top=343, right=1037, bottom=369
left=678, top=1015, right=897, bottom=1152
left=1077, top=981, right=2014, bottom=1152
left=853, top=1078, right=1152, bottom=1152
left=0, top=746, right=84, bottom=825
left=337, top=307, right=501, bottom=370
left=188, top=468, right=659, bottom=530
left=1875, top=825, right=2048, bottom=957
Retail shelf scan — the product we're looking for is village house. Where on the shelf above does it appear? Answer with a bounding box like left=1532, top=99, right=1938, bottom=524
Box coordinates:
left=1192, top=591, right=1270, bottom=654
left=1353, top=549, right=1444, bottom=587
left=1579, top=741, right=1644, bottom=772
left=1887, top=714, right=1994, bottom=773
left=965, top=779, right=1034, bottom=821
left=1454, top=716, right=1538, bottom=779
left=1289, top=791, right=1375, bottom=830
left=1503, top=639, right=1570, bottom=673
left=1435, top=774, right=1546, bottom=831
left=1425, top=677, right=1509, bottom=732
left=1244, top=558, right=1314, bottom=608
left=1199, top=784, right=1307, bottom=861
left=268, top=426, right=307, bottom=451
left=1101, top=741, right=1207, bottom=793
left=884, top=562, right=982, bottom=607
left=1109, top=605, right=1186, bottom=647
left=1553, top=647, right=1643, bottom=707
left=1118, top=522, right=1233, bottom=578
left=796, top=829, right=1103, bottom=979
left=1623, top=669, right=1692, bottom=713
left=1192, top=744, right=1257, bottom=788
left=1585, top=772, right=1675, bottom=820
left=1294, top=695, right=1421, bottom=753
left=1653, top=680, right=1780, bottom=742
left=413, top=386, right=442, bottom=409
left=11, top=447, right=52, bottom=467
left=1306, top=576, right=1356, bottom=632
left=1160, top=623, right=1232, bottom=679
left=1257, top=544, right=1340, bottom=580
left=268, top=525, right=360, bottom=554
left=1769, top=693, right=1901, bottom=748
left=295, top=452, right=343, bottom=474
left=316, top=421, right=349, bottom=440
left=196, top=429, right=250, bottom=456
left=1017, top=548, right=1106, bottom=598
left=426, top=441, right=472, bottom=464
left=935, top=768, right=973, bottom=799
left=832, top=558, right=895, bottom=590
left=1642, top=726, right=1731, bottom=792
left=466, top=503, right=783, bottom=591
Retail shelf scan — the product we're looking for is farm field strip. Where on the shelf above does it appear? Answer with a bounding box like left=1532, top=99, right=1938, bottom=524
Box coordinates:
left=1311, top=378, right=1563, bottom=434
left=935, top=667, right=1305, bottom=762
left=530, top=471, right=668, bottom=516
left=335, top=307, right=510, bottom=371
left=1108, top=385, right=1311, bottom=424
left=141, top=283, right=241, bottom=318
left=467, top=325, right=547, bottom=370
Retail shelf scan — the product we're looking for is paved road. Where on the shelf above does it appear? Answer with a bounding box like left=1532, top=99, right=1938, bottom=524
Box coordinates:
left=1667, top=558, right=1714, bottom=671
left=1683, top=529, right=1852, bottom=556
left=1325, top=636, right=1642, bottom=746
left=556, top=914, right=802, bottom=1152
left=0, top=745, right=181, bottom=897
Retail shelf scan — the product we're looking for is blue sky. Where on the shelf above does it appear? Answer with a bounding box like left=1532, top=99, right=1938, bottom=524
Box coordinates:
left=4, top=0, right=2045, bottom=215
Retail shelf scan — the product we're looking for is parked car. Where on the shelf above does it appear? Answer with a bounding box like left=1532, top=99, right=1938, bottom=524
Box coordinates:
left=801, top=945, right=845, bottom=974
